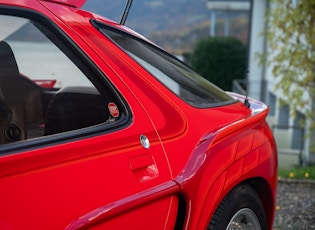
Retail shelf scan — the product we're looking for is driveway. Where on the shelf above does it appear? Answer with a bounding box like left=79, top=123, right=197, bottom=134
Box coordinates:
left=273, top=179, right=315, bottom=229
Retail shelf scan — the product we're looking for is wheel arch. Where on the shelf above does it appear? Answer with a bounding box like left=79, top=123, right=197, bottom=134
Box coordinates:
left=245, top=177, right=276, bottom=229
left=198, top=177, right=275, bottom=230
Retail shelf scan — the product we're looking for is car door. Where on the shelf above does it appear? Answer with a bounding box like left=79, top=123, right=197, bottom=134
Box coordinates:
left=0, top=9, right=178, bottom=230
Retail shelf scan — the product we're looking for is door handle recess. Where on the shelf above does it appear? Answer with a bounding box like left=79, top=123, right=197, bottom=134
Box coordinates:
left=129, top=154, right=154, bottom=170
left=129, top=154, right=158, bottom=182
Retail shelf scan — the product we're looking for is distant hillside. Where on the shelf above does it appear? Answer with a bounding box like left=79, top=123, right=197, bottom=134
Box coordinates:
left=83, top=0, right=210, bottom=36
left=83, top=0, right=249, bottom=54
left=149, top=15, right=249, bottom=55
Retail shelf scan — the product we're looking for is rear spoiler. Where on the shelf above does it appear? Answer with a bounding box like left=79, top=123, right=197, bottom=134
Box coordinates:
left=227, top=92, right=268, bottom=115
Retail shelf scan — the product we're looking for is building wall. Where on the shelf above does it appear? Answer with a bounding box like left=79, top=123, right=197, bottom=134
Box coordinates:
left=248, top=0, right=312, bottom=165
left=248, top=0, right=267, bottom=101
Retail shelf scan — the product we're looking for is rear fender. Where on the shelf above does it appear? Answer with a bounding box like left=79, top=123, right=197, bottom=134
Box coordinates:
left=175, top=96, right=277, bottom=229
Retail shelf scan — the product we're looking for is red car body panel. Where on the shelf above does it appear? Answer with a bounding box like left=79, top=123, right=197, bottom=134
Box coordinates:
left=42, top=0, right=87, bottom=8
left=0, top=0, right=278, bottom=229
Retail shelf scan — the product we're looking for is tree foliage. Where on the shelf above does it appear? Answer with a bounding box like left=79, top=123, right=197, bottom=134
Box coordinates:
left=263, top=0, right=315, bottom=161
left=190, top=37, right=246, bottom=91
left=264, top=0, right=315, bottom=125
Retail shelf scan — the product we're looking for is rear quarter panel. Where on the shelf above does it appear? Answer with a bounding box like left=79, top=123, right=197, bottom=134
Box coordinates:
left=175, top=102, right=277, bottom=229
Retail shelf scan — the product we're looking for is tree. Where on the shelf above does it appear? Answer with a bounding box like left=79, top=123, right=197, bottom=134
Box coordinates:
left=190, top=37, right=246, bottom=91
left=263, top=0, right=315, bottom=163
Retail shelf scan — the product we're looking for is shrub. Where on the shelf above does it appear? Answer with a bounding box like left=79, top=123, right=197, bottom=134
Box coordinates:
left=190, top=37, right=246, bottom=91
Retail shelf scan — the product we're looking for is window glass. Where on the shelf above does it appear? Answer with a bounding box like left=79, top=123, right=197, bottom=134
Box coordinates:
left=278, top=104, right=290, bottom=129
left=2, top=16, right=91, bottom=88
left=268, top=93, right=276, bottom=116
left=0, top=15, right=120, bottom=145
left=292, top=111, right=305, bottom=150
left=94, top=22, right=235, bottom=108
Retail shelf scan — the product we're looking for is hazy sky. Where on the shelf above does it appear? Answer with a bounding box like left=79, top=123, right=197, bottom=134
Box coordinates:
left=0, top=15, right=27, bottom=41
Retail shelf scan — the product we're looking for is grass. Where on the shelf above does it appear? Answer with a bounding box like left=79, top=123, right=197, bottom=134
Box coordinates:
left=278, top=165, right=315, bottom=180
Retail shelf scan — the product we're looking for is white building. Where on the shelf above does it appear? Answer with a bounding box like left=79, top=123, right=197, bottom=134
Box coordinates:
left=207, top=0, right=313, bottom=167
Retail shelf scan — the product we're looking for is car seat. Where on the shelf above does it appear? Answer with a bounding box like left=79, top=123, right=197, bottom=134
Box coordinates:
left=44, top=86, right=110, bottom=135
left=0, top=41, right=44, bottom=142
left=0, top=41, right=26, bottom=144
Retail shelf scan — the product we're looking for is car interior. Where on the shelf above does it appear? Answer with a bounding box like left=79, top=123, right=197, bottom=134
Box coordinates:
left=0, top=40, right=113, bottom=144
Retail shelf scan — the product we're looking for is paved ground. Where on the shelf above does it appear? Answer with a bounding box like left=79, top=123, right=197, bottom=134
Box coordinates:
left=273, top=179, right=315, bottom=230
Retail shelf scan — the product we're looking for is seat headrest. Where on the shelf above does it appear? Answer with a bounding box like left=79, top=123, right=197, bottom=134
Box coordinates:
left=0, top=41, right=25, bottom=143
left=0, top=41, right=20, bottom=78
left=44, top=86, right=110, bottom=135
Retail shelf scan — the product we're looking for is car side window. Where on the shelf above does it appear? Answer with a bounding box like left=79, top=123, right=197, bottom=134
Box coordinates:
left=93, top=21, right=235, bottom=108
left=0, top=14, right=122, bottom=146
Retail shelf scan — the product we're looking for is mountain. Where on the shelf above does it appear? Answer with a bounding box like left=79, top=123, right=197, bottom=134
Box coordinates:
left=83, top=1, right=249, bottom=54
left=5, top=1, right=248, bottom=55
left=83, top=0, right=210, bottom=36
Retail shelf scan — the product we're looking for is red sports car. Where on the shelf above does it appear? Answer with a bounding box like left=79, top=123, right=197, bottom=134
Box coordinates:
left=0, top=0, right=277, bottom=229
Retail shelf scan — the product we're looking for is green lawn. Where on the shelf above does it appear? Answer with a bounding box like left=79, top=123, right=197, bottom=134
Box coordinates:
left=278, top=166, right=315, bottom=180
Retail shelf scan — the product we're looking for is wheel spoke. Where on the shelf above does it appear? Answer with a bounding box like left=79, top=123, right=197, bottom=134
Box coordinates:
left=226, top=208, right=261, bottom=230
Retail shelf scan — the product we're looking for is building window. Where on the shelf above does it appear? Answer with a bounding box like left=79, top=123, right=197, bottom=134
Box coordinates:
left=292, top=0, right=300, bottom=7
left=278, top=104, right=289, bottom=129
left=292, top=111, right=305, bottom=150
left=268, top=93, right=276, bottom=116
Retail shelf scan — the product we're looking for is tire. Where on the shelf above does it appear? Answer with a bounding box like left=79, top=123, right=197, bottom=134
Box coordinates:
left=208, top=183, right=267, bottom=230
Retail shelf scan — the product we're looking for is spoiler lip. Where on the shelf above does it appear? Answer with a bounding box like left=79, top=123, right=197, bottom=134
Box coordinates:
left=39, top=0, right=86, bottom=8
left=227, top=92, right=268, bottom=115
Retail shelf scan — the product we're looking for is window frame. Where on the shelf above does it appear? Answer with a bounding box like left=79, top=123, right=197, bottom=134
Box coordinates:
left=0, top=6, right=132, bottom=155
left=91, top=19, right=237, bottom=109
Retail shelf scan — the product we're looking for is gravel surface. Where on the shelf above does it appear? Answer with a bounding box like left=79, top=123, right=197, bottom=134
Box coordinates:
left=273, top=179, right=315, bottom=230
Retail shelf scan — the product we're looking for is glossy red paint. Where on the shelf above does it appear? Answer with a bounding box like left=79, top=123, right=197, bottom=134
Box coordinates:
left=32, top=79, right=57, bottom=88
left=40, top=0, right=87, bottom=8
left=66, top=181, right=180, bottom=229
left=0, top=0, right=278, bottom=229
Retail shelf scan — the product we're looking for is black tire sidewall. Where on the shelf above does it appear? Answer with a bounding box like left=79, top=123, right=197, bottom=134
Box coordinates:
left=208, top=183, right=268, bottom=230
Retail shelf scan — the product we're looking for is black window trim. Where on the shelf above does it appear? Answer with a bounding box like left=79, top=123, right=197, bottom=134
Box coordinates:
left=91, top=19, right=195, bottom=76
left=90, top=19, right=238, bottom=109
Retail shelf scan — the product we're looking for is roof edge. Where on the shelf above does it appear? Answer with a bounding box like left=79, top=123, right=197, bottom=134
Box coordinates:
left=39, top=0, right=87, bottom=8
